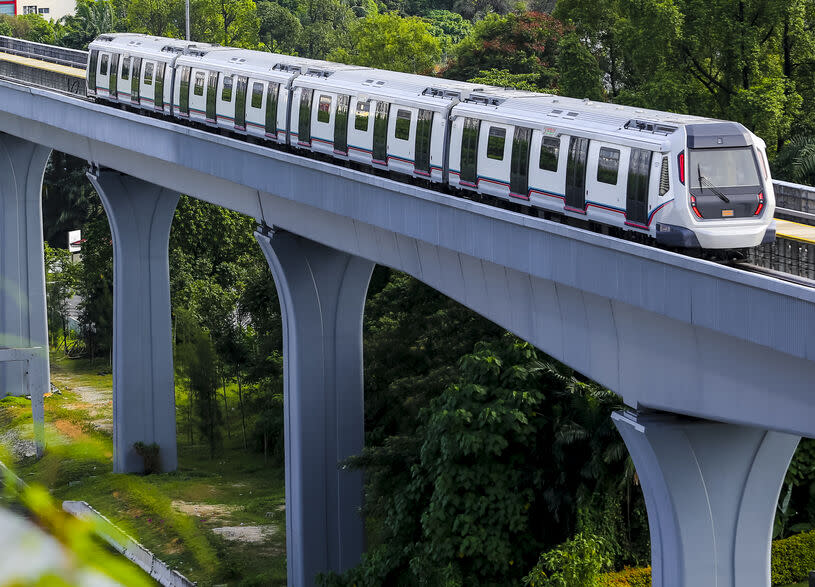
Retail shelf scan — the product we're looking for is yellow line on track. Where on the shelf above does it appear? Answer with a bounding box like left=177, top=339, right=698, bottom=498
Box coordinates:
left=0, top=51, right=86, bottom=79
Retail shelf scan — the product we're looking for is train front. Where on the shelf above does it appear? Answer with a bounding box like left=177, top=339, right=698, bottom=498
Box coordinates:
left=657, top=122, right=775, bottom=249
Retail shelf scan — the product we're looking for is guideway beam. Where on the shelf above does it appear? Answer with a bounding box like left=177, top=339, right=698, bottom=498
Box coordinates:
left=0, top=133, right=50, bottom=456
left=255, top=228, right=373, bottom=587
left=613, top=411, right=800, bottom=587
left=88, top=169, right=179, bottom=474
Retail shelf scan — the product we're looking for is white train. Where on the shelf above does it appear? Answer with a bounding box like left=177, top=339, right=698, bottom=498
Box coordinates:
left=86, top=33, right=776, bottom=250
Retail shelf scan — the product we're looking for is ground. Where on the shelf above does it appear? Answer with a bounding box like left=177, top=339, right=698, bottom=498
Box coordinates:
left=0, top=353, right=288, bottom=586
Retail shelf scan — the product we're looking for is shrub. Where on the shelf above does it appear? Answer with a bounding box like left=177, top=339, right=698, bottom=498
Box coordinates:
left=523, top=532, right=611, bottom=587
left=597, top=566, right=652, bottom=587
left=771, top=529, right=815, bottom=585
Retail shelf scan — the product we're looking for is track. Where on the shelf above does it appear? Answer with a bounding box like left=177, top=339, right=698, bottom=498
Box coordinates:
left=734, top=261, right=815, bottom=288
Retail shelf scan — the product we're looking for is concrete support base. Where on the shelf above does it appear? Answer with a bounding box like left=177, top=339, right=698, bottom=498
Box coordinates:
left=0, top=133, right=50, bottom=455
left=255, top=228, right=373, bottom=587
left=88, top=169, right=179, bottom=474
left=613, top=411, right=800, bottom=587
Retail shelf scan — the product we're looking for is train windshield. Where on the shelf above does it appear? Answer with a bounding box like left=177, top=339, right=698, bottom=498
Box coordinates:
left=689, top=147, right=760, bottom=190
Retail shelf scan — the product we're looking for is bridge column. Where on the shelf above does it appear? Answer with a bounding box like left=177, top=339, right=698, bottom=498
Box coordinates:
left=255, top=227, right=373, bottom=587
left=88, top=169, right=179, bottom=473
left=0, top=134, right=50, bottom=455
left=613, top=411, right=799, bottom=587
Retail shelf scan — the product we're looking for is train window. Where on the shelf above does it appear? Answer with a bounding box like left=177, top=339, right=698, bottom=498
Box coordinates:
left=121, top=57, right=130, bottom=80
left=100, top=53, right=109, bottom=76
left=144, top=62, right=154, bottom=85
left=355, top=101, right=370, bottom=131
left=193, top=72, right=205, bottom=97
left=251, top=82, right=263, bottom=109
left=627, top=148, right=652, bottom=225
left=299, top=88, right=313, bottom=144
left=539, top=136, right=559, bottom=171
left=318, top=95, right=332, bottom=124
left=414, top=109, right=433, bottom=173
left=597, top=147, right=620, bottom=184
left=179, top=66, right=191, bottom=115
left=395, top=109, right=411, bottom=140
left=265, top=83, right=279, bottom=136
left=487, top=127, right=506, bottom=160
left=130, top=57, right=141, bottom=103
left=334, top=95, right=350, bottom=155
left=222, top=76, right=233, bottom=101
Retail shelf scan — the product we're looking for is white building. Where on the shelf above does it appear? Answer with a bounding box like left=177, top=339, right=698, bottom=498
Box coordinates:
left=19, top=0, right=73, bottom=20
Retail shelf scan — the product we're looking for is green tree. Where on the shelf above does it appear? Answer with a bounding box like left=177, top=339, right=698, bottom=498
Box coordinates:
left=126, top=0, right=183, bottom=37
left=329, top=12, right=441, bottom=74
left=44, top=242, right=79, bottom=352
left=295, top=0, right=355, bottom=59
left=0, top=16, right=12, bottom=37
left=257, top=1, right=302, bottom=53
left=556, top=33, right=603, bottom=100
left=200, top=0, right=260, bottom=48
left=423, top=9, right=471, bottom=56
left=443, top=11, right=565, bottom=92
left=59, top=0, right=117, bottom=49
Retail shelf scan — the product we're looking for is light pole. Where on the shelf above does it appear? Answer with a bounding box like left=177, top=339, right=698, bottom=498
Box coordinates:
left=185, top=0, right=190, bottom=41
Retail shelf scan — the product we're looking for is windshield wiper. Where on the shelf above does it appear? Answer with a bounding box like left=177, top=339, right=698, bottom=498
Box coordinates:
left=697, top=164, right=730, bottom=203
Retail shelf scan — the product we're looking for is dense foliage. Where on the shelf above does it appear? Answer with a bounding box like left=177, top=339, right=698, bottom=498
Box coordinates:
left=12, top=0, right=815, bottom=582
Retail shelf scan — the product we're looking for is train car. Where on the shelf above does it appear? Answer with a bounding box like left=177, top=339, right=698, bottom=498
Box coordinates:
left=87, top=34, right=216, bottom=115
left=448, top=94, right=775, bottom=249
left=289, top=69, right=494, bottom=182
left=84, top=33, right=776, bottom=250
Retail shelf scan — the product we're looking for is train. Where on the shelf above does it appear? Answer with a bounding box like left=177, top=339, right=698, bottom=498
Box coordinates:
left=86, top=33, right=776, bottom=250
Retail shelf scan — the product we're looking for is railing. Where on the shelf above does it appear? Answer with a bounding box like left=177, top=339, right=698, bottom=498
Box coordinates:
left=774, top=180, right=815, bottom=226
left=0, top=36, right=87, bottom=69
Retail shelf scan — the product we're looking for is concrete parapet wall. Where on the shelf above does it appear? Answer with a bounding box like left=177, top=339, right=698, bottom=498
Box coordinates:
left=773, top=180, right=815, bottom=213
left=62, top=500, right=194, bottom=587
left=0, top=61, right=85, bottom=96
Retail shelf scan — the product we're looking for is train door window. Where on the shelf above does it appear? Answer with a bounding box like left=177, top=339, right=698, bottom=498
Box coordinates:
left=206, top=72, right=218, bottom=121
left=510, top=126, right=532, bottom=196
left=565, top=136, right=589, bottom=210
left=487, top=127, right=506, bottom=160
left=334, top=95, right=350, bottom=155
left=251, top=82, right=263, bottom=109
left=130, top=57, right=141, bottom=103
left=414, top=109, right=433, bottom=173
left=193, top=72, right=205, bottom=97
left=100, top=53, right=109, bottom=76
left=597, top=147, right=620, bottom=184
left=265, top=82, right=279, bottom=136
left=179, top=66, right=191, bottom=115
left=355, top=100, right=370, bottom=131
left=155, top=62, right=165, bottom=109
left=221, top=75, right=233, bottom=101
left=317, top=95, right=332, bottom=124
left=108, top=53, right=119, bottom=97
left=88, top=50, right=98, bottom=90
left=395, top=109, right=411, bottom=141
left=626, top=148, right=652, bottom=225
left=298, top=88, right=313, bottom=144
left=121, top=57, right=130, bottom=81
left=539, top=136, right=559, bottom=171
left=373, top=101, right=390, bottom=162
left=235, top=76, right=248, bottom=129
left=144, top=62, right=154, bottom=85
left=459, top=117, right=480, bottom=184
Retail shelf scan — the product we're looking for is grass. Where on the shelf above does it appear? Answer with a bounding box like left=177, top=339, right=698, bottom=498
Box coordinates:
left=1, top=352, right=288, bottom=586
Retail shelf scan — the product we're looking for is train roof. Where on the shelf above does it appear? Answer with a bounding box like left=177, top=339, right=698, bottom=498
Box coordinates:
left=89, top=33, right=217, bottom=60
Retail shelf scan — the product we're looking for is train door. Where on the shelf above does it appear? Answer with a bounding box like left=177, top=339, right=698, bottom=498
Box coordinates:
left=565, top=136, right=589, bottom=211
left=206, top=71, right=218, bottom=122
left=235, top=76, right=248, bottom=130
left=372, top=101, right=390, bottom=164
left=88, top=50, right=98, bottom=93
left=108, top=53, right=119, bottom=98
left=179, top=66, right=191, bottom=116
left=312, top=93, right=335, bottom=153
left=143, top=61, right=156, bottom=107
left=130, top=57, right=141, bottom=104
left=626, top=148, right=653, bottom=226
left=298, top=88, right=313, bottom=146
left=334, top=95, right=350, bottom=155
left=414, top=109, right=433, bottom=174
left=265, top=83, right=279, bottom=139
left=476, top=122, right=512, bottom=197
left=510, top=126, right=532, bottom=198
left=347, top=98, right=373, bottom=164
left=459, top=117, right=480, bottom=185
left=586, top=142, right=628, bottom=222
left=155, top=62, right=166, bottom=111
left=389, top=107, right=416, bottom=174
left=245, top=81, right=265, bottom=136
